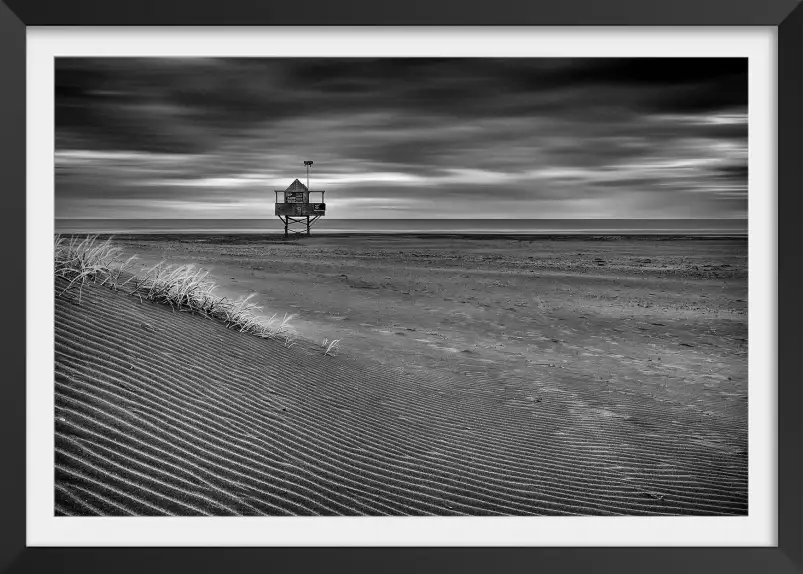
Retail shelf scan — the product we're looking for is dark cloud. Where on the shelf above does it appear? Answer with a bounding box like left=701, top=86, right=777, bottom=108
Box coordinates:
left=55, top=58, right=747, bottom=219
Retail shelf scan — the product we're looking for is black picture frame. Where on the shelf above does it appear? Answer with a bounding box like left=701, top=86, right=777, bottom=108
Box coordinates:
left=1, top=1, right=800, bottom=573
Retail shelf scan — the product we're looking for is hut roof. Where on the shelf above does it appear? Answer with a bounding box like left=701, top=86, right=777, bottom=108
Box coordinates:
left=285, top=179, right=309, bottom=192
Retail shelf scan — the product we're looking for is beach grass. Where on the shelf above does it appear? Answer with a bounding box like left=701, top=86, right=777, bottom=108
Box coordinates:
left=54, top=235, right=138, bottom=302
left=55, top=235, right=296, bottom=342
left=321, top=338, right=342, bottom=356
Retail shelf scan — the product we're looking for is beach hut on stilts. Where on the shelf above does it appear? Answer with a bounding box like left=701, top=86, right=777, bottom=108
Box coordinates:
left=274, top=160, right=326, bottom=239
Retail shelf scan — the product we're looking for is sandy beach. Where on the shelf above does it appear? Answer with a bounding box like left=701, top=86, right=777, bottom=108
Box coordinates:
left=54, top=234, right=747, bottom=516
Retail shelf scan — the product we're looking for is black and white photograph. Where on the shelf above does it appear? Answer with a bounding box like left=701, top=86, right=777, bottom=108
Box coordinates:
left=53, top=57, right=748, bottom=517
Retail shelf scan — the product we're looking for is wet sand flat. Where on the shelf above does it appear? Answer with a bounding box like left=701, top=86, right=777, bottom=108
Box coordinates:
left=55, top=235, right=748, bottom=515
left=113, top=235, right=747, bottom=396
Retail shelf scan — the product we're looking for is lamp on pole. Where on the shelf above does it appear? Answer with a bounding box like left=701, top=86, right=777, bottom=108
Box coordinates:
left=304, top=160, right=313, bottom=189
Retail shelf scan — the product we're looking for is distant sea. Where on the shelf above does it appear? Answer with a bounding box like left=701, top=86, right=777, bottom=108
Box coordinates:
left=55, top=219, right=747, bottom=236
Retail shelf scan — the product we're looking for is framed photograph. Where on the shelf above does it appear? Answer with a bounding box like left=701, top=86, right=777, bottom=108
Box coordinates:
left=1, top=1, right=801, bottom=573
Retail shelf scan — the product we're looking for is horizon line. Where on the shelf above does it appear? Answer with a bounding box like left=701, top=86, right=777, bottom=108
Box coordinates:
left=54, top=216, right=749, bottom=221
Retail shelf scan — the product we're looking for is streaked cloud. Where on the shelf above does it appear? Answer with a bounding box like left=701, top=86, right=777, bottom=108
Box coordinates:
left=55, top=58, right=747, bottom=219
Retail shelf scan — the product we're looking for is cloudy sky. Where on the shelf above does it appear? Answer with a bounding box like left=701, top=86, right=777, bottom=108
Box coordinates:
left=55, top=58, right=747, bottom=220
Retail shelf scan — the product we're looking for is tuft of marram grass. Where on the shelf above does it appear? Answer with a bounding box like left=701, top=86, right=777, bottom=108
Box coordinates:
left=321, top=338, right=341, bottom=356
left=55, top=235, right=297, bottom=342
left=55, top=235, right=138, bottom=302
left=126, top=262, right=297, bottom=340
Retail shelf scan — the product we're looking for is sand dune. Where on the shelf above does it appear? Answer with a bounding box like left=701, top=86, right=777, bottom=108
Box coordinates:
left=55, top=263, right=747, bottom=516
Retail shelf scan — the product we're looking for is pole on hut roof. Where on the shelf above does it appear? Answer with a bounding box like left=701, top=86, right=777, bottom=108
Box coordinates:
left=304, top=160, right=313, bottom=190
